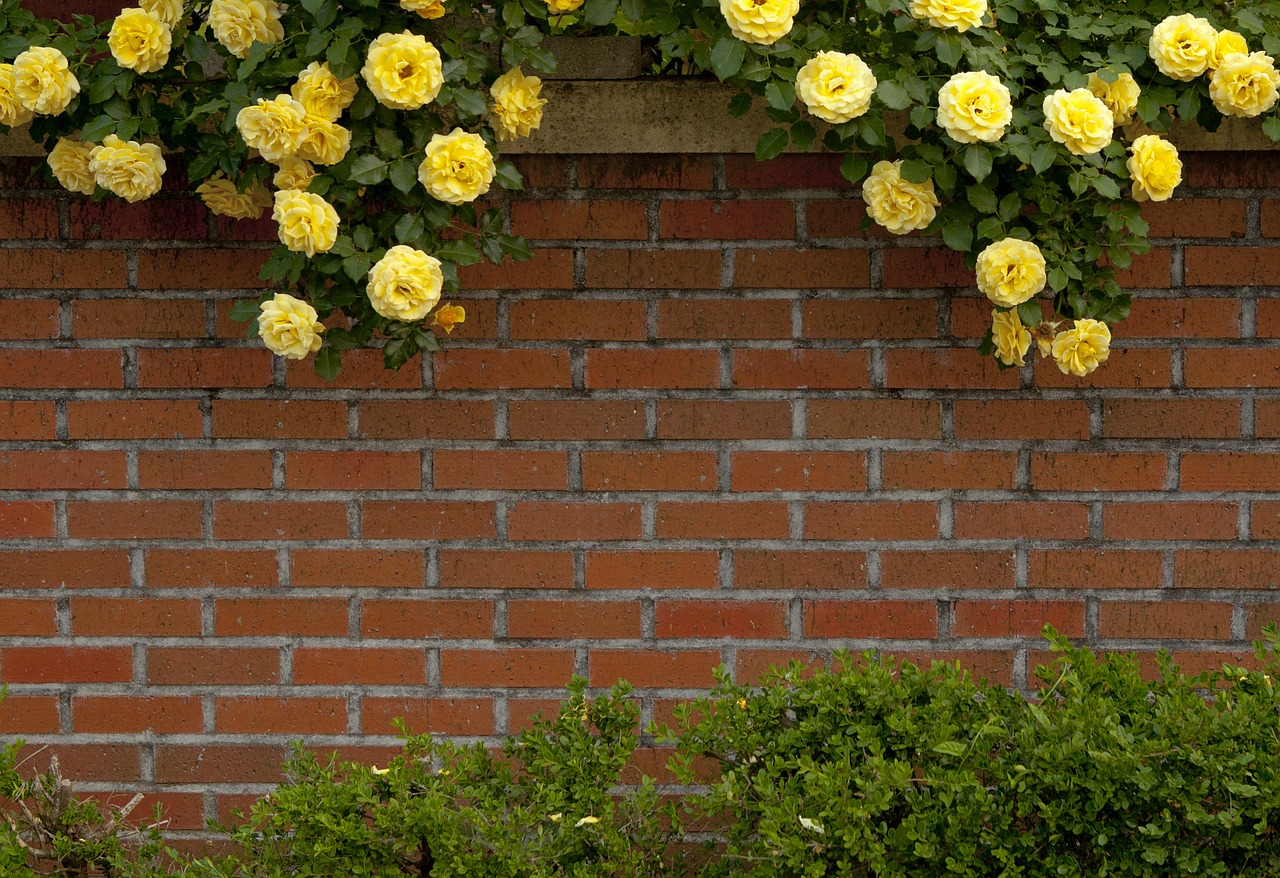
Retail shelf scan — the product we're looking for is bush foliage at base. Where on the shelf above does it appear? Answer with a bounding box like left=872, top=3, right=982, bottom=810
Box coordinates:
left=5, top=629, right=1280, bottom=877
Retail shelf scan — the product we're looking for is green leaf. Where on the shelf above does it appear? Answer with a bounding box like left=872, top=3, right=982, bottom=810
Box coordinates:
left=839, top=153, right=868, bottom=186
left=236, top=40, right=268, bottom=81
left=582, top=0, right=618, bottom=25
left=765, top=80, right=795, bottom=111
left=876, top=80, right=912, bottom=110
left=436, top=239, right=483, bottom=266
left=1093, top=175, right=1122, bottom=199
left=342, top=253, right=373, bottom=281
left=1264, top=115, right=1280, bottom=142
left=935, top=32, right=964, bottom=67
left=374, top=126, right=403, bottom=157
left=941, top=220, right=973, bottom=252
left=1176, top=86, right=1200, bottom=121
left=314, top=346, right=342, bottom=381
left=727, top=92, right=753, bottom=117
left=933, top=741, right=967, bottom=757
left=349, top=154, right=387, bottom=185
left=755, top=128, right=789, bottom=161
left=498, top=234, right=534, bottom=261
left=789, top=120, right=815, bottom=150
left=228, top=300, right=261, bottom=323
left=963, top=145, right=992, bottom=181
left=1016, top=300, right=1042, bottom=327
left=710, top=36, right=746, bottom=80
left=1030, top=142, right=1056, bottom=174
left=494, top=161, right=524, bottom=190
left=389, top=158, right=418, bottom=194
left=79, top=115, right=116, bottom=143
left=967, top=184, right=997, bottom=214
left=899, top=159, right=932, bottom=184
left=394, top=213, right=426, bottom=244
left=451, top=87, right=489, bottom=118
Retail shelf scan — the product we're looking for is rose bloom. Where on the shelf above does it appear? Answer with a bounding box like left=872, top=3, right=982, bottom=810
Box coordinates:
left=367, top=245, right=444, bottom=322
left=1209, top=51, right=1279, bottom=118
left=89, top=134, right=166, bottom=203
left=0, top=64, right=35, bottom=128
left=909, top=0, right=986, bottom=32
left=795, top=51, right=877, bottom=124
left=1126, top=134, right=1182, bottom=202
left=1052, top=318, right=1111, bottom=376
left=47, top=138, right=96, bottom=194
left=976, top=237, right=1046, bottom=308
left=210, top=0, right=284, bottom=59
left=431, top=302, right=466, bottom=334
left=272, top=189, right=339, bottom=257
left=258, top=293, right=324, bottom=360
left=991, top=309, right=1031, bottom=367
left=140, top=0, right=183, bottom=27
left=401, top=0, right=446, bottom=17
left=1042, top=88, right=1114, bottom=156
left=362, top=31, right=443, bottom=111
left=861, top=160, right=940, bottom=234
left=291, top=61, right=357, bottom=122
left=236, top=94, right=307, bottom=162
left=296, top=115, right=351, bottom=166
left=196, top=174, right=273, bottom=219
left=937, top=71, right=1011, bottom=143
left=273, top=156, right=316, bottom=191
left=546, top=0, right=585, bottom=11
left=1148, top=13, right=1216, bottom=81
left=490, top=67, right=546, bottom=141
left=1211, top=30, right=1248, bottom=68
left=13, top=46, right=80, bottom=116
left=1086, top=71, right=1140, bottom=125
left=109, top=7, right=172, bottom=74
left=720, top=0, right=799, bottom=45
left=419, top=128, right=496, bottom=205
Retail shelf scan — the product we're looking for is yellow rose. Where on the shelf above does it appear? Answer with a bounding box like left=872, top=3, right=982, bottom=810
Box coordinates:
left=362, top=31, right=443, bottom=111
left=1042, top=87, right=1114, bottom=156
left=937, top=70, right=1011, bottom=143
left=418, top=128, right=496, bottom=205
left=272, top=189, right=339, bottom=257
left=0, top=64, right=35, bottom=128
left=13, top=46, right=80, bottom=116
left=236, top=94, right=307, bottom=162
left=976, top=237, right=1046, bottom=308
left=1148, top=13, right=1216, bottom=81
left=991, top=309, right=1031, bottom=367
left=291, top=61, right=357, bottom=122
left=296, top=115, right=351, bottom=166
left=47, top=138, right=96, bottom=195
left=909, top=0, right=986, bottom=32
left=431, top=302, right=466, bottom=334
left=196, top=174, right=273, bottom=219
left=490, top=67, right=547, bottom=141
left=1126, top=134, right=1182, bottom=202
left=88, top=134, right=166, bottom=203
left=209, top=0, right=284, bottom=59
left=719, top=0, right=799, bottom=45
left=140, top=0, right=184, bottom=27
left=1031, top=321, right=1058, bottom=359
left=795, top=51, right=877, bottom=124
left=1211, top=30, right=1248, bottom=68
left=861, top=160, right=940, bottom=235
left=367, top=245, right=444, bottom=322
left=1209, top=51, right=1280, bottom=118
left=1051, top=318, right=1111, bottom=376
left=401, top=0, right=446, bottom=17
left=1086, top=71, right=1140, bottom=125
left=273, top=157, right=316, bottom=191
left=258, top=293, right=324, bottom=360
left=108, top=7, right=172, bottom=74
left=547, top=0, right=585, bottom=10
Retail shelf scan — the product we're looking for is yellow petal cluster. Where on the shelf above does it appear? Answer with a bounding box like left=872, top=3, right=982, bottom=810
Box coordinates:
left=909, top=0, right=986, bottom=32
left=719, top=0, right=799, bottom=46
left=209, top=0, right=284, bottom=59
left=258, top=293, right=324, bottom=360
left=0, top=64, right=35, bottom=128
left=367, top=245, right=444, bottom=322
left=291, top=62, right=357, bottom=123
left=88, top=134, right=166, bottom=203
left=140, top=0, right=184, bottom=28
left=13, top=46, right=80, bottom=116
left=1148, top=13, right=1216, bottom=81
left=1086, top=72, right=1140, bottom=125
left=937, top=71, right=1011, bottom=144
left=1051, top=318, right=1111, bottom=376
left=273, top=157, right=317, bottom=191
left=196, top=174, right=273, bottom=220
left=272, top=189, right=339, bottom=257
left=362, top=31, right=443, bottom=111
left=861, top=160, right=940, bottom=235
left=1209, top=51, right=1280, bottom=118
left=1042, top=87, right=1114, bottom=156
left=547, top=0, right=585, bottom=10
left=109, top=7, right=172, bottom=74
left=431, top=303, right=466, bottom=334
left=1211, top=30, right=1248, bottom=69
left=236, top=94, right=307, bottom=162
left=1126, top=134, right=1182, bottom=202
left=418, top=128, right=496, bottom=206
left=490, top=67, right=547, bottom=142
left=47, top=138, right=96, bottom=195
left=976, top=237, right=1046, bottom=308
left=401, top=0, right=447, bottom=17
left=296, top=115, right=352, bottom=166
left=991, top=309, right=1031, bottom=367
left=795, top=51, right=877, bottom=125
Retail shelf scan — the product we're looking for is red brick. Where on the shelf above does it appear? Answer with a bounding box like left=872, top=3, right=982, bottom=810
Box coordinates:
left=1185, top=246, right=1280, bottom=286
left=26, top=745, right=141, bottom=783
left=1031, top=452, right=1167, bottom=491
left=440, top=550, right=574, bottom=590
left=0, top=249, right=127, bottom=288
left=1124, top=298, right=1240, bottom=338
left=953, top=502, right=1090, bottom=540
left=358, top=399, right=494, bottom=439
left=360, top=501, right=496, bottom=540
left=952, top=601, right=1085, bottom=638
left=659, top=299, right=790, bottom=339
left=0, top=501, right=55, bottom=538
left=71, top=598, right=201, bottom=637
left=1104, top=502, right=1238, bottom=540
left=509, top=502, right=642, bottom=541
left=1142, top=197, right=1247, bottom=238
left=1250, top=502, right=1280, bottom=539
left=72, top=298, right=205, bottom=338
left=216, top=697, right=347, bottom=735
left=1033, top=348, right=1172, bottom=389
left=137, top=348, right=272, bottom=388
left=1264, top=199, right=1280, bottom=238
left=1181, top=453, right=1280, bottom=492
left=804, top=502, right=938, bottom=540
left=147, top=549, right=278, bottom=588
left=586, top=249, right=722, bottom=289
left=583, top=451, right=717, bottom=491
left=881, top=551, right=1014, bottom=589
left=578, top=155, right=714, bottom=190
left=1253, top=402, right=1280, bottom=438
left=360, top=599, right=493, bottom=639
left=1174, top=550, right=1280, bottom=589
left=883, top=451, right=1018, bottom=490
left=586, top=348, right=720, bottom=389
left=0, top=350, right=123, bottom=388
left=733, top=550, right=867, bottom=589
left=73, top=696, right=202, bottom=734
left=585, top=551, right=719, bottom=589
left=589, top=649, right=721, bottom=688
left=69, top=500, right=201, bottom=540
left=433, top=349, right=571, bottom=389
left=657, top=501, right=790, bottom=540
left=215, top=598, right=349, bottom=637
left=1, top=647, right=132, bottom=683
left=68, top=399, right=204, bottom=440
left=0, top=197, right=58, bottom=238
left=361, top=698, right=493, bottom=735
left=1028, top=550, right=1163, bottom=589
left=292, top=648, right=426, bottom=685
left=511, top=154, right=569, bottom=187
left=512, top=199, right=648, bottom=239
left=804, top=601, right=937, bottom=639
left=510, top=299, right=647, bottom=341
left=155, top=745, right=286, bottom=785
left=433, top=449, right=566, bottom=490
left=1099, top=601, right=1231, bottom=640
left=655, top=601, right=787, bottom=639
left=0, top=401, right=55, bottom=439
left=1103, top=398, right=1239, bottom=438
left=807, top=399, right=940, bottom=438
left=212, top=400, right=348, bottom=439
left=1186, top=349, right=1280, bottom=388
left=0, top=550, right=130, bottom=587
left=286, top=348, right=421, bottom=388
left=735, top=248, right=870, bottom=289
left=0, top=300, right=60, bottom=338
left=732, top=349, right=870, bottom=389
left=214, top=501, right=349, bottom=541
left=803, top=299, right=936, bottom=338
left=440, top=649, right=574, bottom=687
left=0, top=696, right=60, bottom=734
left=1112, top=248, right=1172, bottom=288
left=69, top=198, right=207, bottom=240
left=286, top=451, right=421, bottom=490
left=147, top=647, right=280, bottom=685
left=0, top=598, right=57, bottom=636
left=136, top=249, right=268, bottom=289
left=731, top=451, right=866, bottom=492
left=805, top=199, right=884, bottom=239
left=954, top=399, right=1090, bottom=440
left=459, top=248, right=574, bottom=289
left=886, top=349, right=1020, bottom=389
left=508, top=400, right=645, bottom=440
left=658, top=399, right=791, bottom=439
left=882, top=248, right=971, bottom=288
left=724, top=154, right=849, bottom=189
left=660, top=199, right=795, bottom=239
left=291, top=550, right=423, bottom=588
left=736, top=649, right=822, bottom=684
left=507, top=600, right=641, bottom=639
left=1246, top=604, right=1280, bottom=640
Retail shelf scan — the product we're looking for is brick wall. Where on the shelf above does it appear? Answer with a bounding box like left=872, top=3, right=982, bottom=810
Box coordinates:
left=0, top=148, right=1278, bottom=835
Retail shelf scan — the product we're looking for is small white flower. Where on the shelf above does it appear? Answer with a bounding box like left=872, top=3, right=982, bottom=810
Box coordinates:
left=798, top=816, right=825, bottom=834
